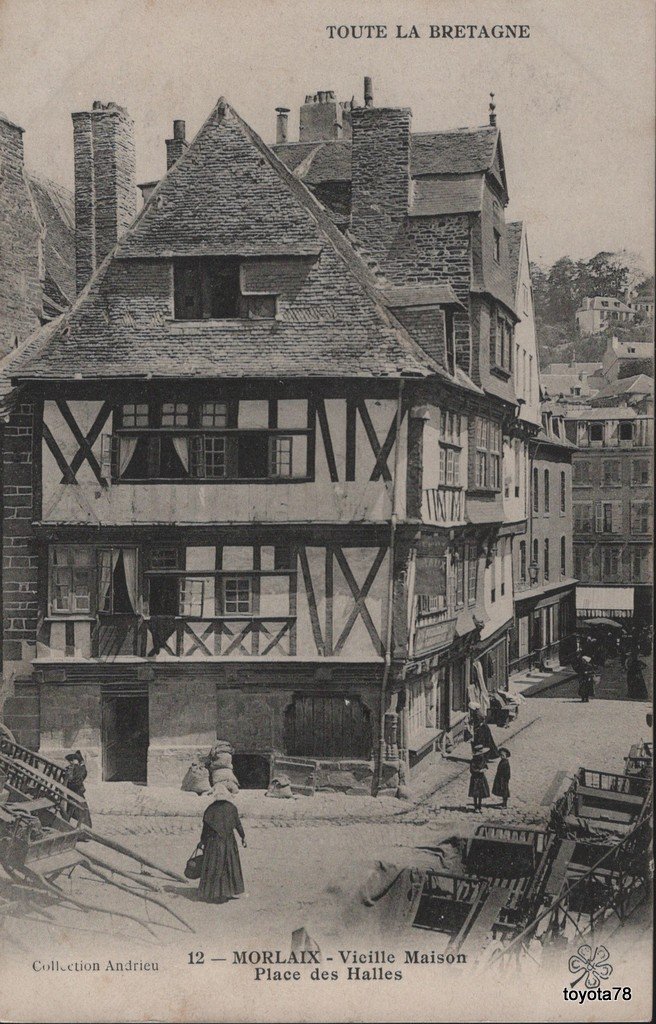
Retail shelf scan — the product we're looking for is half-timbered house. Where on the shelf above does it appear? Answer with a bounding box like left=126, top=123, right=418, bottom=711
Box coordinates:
left=3, top=83, right=529, bottom=790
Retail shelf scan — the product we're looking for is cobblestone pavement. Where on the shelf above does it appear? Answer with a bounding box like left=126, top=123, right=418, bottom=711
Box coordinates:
left=533, top=652, right=653, bottom=702
left=2, top=693, right=649, bottom=956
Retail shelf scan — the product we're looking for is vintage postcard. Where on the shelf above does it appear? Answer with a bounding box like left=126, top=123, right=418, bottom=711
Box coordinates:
left=0, top=0, right=653, bottom=1021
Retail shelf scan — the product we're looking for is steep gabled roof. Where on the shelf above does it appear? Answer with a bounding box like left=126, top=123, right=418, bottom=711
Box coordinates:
left=26, top=173, right=76, bottom=306
left=12, top=98, right=454, bottom=384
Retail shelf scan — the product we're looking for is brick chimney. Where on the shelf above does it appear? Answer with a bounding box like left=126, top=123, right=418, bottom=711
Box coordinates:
left=350, top=78, right=412, bottom=266
left=275, top=107, right=290, bottom=144
left=165, top=119, right=188, bottom=170
left=72, top=101, right=136, bottom=293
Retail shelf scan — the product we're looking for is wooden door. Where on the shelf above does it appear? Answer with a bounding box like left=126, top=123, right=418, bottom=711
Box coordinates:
left=102, top=691, right=149, bottom=783
left=285, top=695, right=372, bottom=759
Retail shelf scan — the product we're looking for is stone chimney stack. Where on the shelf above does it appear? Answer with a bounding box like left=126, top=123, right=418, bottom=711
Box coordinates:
left=166, top=119, right=188, bottom=170
left=300, top=90, right=345, bottom=141
left=72, top=101, right=137, bottom=293
left=275, top=107, right=290, bottom=144
left=350, top=78, right=412, bottom=266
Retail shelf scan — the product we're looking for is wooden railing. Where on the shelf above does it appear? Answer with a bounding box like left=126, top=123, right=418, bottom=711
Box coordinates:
left=143, top=615, right=297, bottom=658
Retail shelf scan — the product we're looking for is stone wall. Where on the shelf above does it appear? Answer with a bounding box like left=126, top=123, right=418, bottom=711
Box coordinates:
left=0, top=116, right=43, bottom=356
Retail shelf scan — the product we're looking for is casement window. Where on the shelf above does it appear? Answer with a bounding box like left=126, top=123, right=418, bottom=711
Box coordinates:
left=630, top=501, right=651, bottom=535
left=574, top=503, right=593, bottom=533
left=269, top=436, right=293, bottom=478
left=438, top=412, right=462, bottom=487
left=191, top=435, right=228, bottom=478
left=602, top=547, right=621, bottom=580
left=595, top=500, right=622, bottom=534
left=122, top=403, right=149, bottom=427
left=560, top=471, right=566, bottom=513
left=543, top=469, right=550, bottom=514
left=98, top=548, right=138, bottom=614
left=467, top=543, right=478, bottom=604
left=474, top=419, right=503, bottom=490
left=532, top=466, right=539, bottom=512
left=493, top=228, right=501, bottom=263
left=532, top=538, right=539, bottom=577
left=173, top=257, right=276, bottom=320
left=475, top=419, right=488, bottom=488
left=602, top=460, right=621, bottom=487
left=179, top=578, right=206, bottom=617
left=619, top=421, right=634, bottom=443
left=201, top=402, right=228, bottom=427
left=49, top=546, right=94, bottom=616
left=223, top=577, right=252, bottom=615
left=161, top=402, right=189, bottom=427
left=632, top=547, right=649, bottom=580
left=589, top=422, right=604, bottom=443
left=631, top=459, right=650, bottom=485
left=543, top=538, right=550, bottom=581
left=572, top=460, right=591, bottom=485
left=493, top=315, right=513, bottom=373
left=519, top=540, right=527, bottom=583
left=560, top=536, right=566, bottom=576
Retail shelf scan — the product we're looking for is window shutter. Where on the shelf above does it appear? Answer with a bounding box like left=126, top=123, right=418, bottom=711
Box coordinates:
left=100, top=434, right=119, bottom=481
left=191, top=435, right=205, bottom=478
left=147, top=436, right=161, bottom=478
left=612, top=501, right=622, bottom=533
left=594, top=500, right=603, bottom=533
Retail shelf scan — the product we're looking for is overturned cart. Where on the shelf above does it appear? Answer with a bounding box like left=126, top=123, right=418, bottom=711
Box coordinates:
left=0, top=738, right=193, bottom=934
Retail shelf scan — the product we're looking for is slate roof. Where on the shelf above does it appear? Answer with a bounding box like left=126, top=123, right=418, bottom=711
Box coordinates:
left=591, top=374, right=654, bottom=400
left=409, top=175, right=484, bottom=216
left=27, top=173, right=76, bottom=306
left=563, top=406, right=640, bottom=421
left=382, top=284, right=463, bottom=308
left=11, top=99, right=460, bottom=385
left=274, top=126, right=501, bottom=185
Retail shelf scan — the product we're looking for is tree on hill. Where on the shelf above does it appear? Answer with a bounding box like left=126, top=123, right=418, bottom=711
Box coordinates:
left=618, top=358, right=654, bottom=379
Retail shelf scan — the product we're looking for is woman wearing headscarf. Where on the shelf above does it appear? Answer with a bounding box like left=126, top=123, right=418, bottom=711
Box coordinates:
left=197, top=784, right=247, bottom=904
left=469, top=745, right=490, bottom=813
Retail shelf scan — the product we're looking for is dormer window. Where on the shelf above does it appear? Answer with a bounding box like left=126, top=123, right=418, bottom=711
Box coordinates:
left=173, top=257, right=277, bottom=320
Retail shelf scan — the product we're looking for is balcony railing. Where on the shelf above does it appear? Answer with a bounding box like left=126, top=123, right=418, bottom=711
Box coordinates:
left=88, top=614, right=297, bottom=658
left=423, top=485, right=465, bottom=524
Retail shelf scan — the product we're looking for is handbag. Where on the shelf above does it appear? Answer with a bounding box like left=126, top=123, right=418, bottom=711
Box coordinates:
left=184, top=843, right=205, bottom=880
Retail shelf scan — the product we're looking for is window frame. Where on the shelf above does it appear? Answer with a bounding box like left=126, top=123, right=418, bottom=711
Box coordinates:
left=222, top=576, right=253, bottom=616
left=48, top=546, right=95, bottom=618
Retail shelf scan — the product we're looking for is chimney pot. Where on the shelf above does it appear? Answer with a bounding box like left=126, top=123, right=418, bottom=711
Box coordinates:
left=173, top=119, right=186, bottom=141
left=364, top=77, right=374, bottom=107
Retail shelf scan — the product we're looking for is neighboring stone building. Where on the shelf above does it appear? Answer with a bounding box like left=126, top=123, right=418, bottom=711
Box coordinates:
left=601, top=335, right=654, bottom=382
left=0, top=112, right=75, bottom=357
left=576, top=296, right=639, bottom=336
left=2, top=81, right=539, bottom=790
left=563, top=401, right=654, bottom=626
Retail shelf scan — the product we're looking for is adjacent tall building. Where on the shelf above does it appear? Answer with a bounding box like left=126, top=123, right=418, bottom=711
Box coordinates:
left=1, top=82, right=575, bottom=790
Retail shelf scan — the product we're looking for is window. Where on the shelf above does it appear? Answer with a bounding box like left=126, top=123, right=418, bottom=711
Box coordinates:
left=574, top=546, right=590, bottom=579
left=514, top=441, right=521, bottom=498
left=98, top=548, right=137, bottom=614
left=589, top=422, right=604, bottom=443
left=602, top=460, right=621, bottom=487
left=532, top=538, right=539, bottom=578
left=49, top=547, right=94, bottom=616
left=500, top=538, right=506, bottom=596
left=632, top=547, right=649, bottom=580
left=223, top=577, right=252, bottom=615
left=173, top=257, right=276, bottom=320
left=630, top=501, right=651, bottom=534
left=201, top=402, right=228, bottom=427
left=619, top=421, right=634, bottom=443
left=489, top=422, right=501, bottom=490
left=560, top=471, right=566, bottom=514
left=269, top=436, right=293, bottom=477
left=492, top=315, right=513, bottom=373
left=161, top=402, right=188, bottom=427
left=149, top=548, right=178, bottom=569
left=475, top=418, right=489, bottom=489
left=596, top=501, right=622, bottom=534
left=532, top=467, right=539, bottom=512
left=418, top=594, right=447, bottom=615
left=560, top=536, right=566, bottom=576
left=490, top=542, right=497, bottom=603
left=573, top=460, right=591, bottom=485
left=179, top=578, right=205, bottom=616
left=574, top=503, right=593, bottom=533
left=467, top=543, right=478, bottom=604
left=519, top=540, right=527, bottom=583
left=632, top=459, right=650, bottom=485
left=602, top=547, right=621, bottom=580
left=122, top=403, right=149, bottom=427
left=543, top=470, right=550, bottom=514
left=192, top=436, right=228, bottom=478
left=543, top=538, right=550, bottom=581
left=493, top=228, right=501, bottom=263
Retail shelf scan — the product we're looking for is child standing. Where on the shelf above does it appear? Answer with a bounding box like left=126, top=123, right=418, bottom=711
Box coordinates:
left=492, top=747, right=511, bottom=808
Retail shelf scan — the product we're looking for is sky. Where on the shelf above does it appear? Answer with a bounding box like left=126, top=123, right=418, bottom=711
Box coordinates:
left=1, top=0, right=654, bottom=271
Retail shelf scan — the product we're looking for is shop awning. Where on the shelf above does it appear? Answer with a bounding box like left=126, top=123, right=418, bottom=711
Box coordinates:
left=576, top=586, right=634, bottom=618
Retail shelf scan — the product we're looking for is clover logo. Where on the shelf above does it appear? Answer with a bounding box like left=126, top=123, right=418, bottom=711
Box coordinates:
left=568, top=944, right=613, bottom=989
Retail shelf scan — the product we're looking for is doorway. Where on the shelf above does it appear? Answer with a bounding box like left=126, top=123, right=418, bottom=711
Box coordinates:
left=101, top=688, right=149, bottom=783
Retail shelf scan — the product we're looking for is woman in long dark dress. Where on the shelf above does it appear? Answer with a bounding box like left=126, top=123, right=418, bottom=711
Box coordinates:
left=197, top=785, right=247, bottom=904
left=492, top=748, right=511, bottom=807
left=473, top=719, right=499, bottom=760
left=626, top=655, right=648, bottom=700
left=469, top=745, right=490, bottom=813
